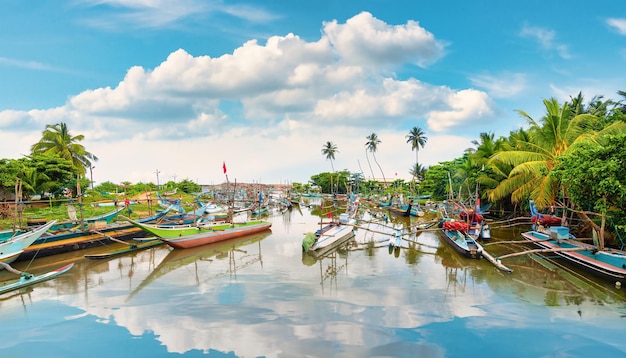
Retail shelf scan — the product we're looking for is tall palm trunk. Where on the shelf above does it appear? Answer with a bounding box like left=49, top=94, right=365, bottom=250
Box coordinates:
left=365, top=149, right=375, bottom=180
left=372, top=152, right=387, bottom=187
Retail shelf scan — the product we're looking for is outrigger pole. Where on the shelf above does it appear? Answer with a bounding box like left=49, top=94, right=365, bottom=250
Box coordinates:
left=223, top=161, right=234, bottom=224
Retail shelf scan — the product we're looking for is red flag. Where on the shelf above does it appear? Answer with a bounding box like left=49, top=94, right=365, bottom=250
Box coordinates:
left=223, top=161, right=227, bottom=174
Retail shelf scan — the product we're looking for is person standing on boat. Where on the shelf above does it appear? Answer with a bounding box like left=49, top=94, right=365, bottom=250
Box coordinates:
left=124, top=197, right=133, bottom=216
left=406, top=200, right=413, bottom=215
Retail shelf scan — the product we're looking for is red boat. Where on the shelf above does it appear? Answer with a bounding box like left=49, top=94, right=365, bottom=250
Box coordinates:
left=160, top=221, right=272, bottom=249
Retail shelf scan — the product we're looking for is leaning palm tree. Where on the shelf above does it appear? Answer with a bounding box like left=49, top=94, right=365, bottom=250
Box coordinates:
left=406, top=126, right=428, bottom=167
left=321, top=141, right=338, bottom=172
left=488, top=97, right=626, bottom=208
left=364, top=147, right=375, bottom=180
left=365, top=133, right=387, bottom=187
left=31, top=122, right=98, bottom=175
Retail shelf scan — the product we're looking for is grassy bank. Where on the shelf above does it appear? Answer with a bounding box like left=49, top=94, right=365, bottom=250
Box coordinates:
left=0, top=191, right=204, bottom=230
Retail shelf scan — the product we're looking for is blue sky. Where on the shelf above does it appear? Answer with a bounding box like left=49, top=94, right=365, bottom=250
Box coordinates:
left=1, top=1, right=625, bottom=186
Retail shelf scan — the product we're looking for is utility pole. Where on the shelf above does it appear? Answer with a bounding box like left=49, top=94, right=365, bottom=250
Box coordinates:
left=89, top=166, right=95, bottom=190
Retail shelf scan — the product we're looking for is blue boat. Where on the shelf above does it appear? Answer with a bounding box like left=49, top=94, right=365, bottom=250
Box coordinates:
left=521, top=228, right=626, bottom=285
left=438, top=227, right=481, bottom=259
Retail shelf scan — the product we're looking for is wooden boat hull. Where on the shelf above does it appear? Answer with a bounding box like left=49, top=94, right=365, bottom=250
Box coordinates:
left=0, top=221, right=58, bottom=265
left=438, top=229, right=481, bottom=259
left=122, top=216, right=240, bottom=239
left=387, top=206, right=410, bottom=217
left=161, top=222, right=272, bottom=249
left=0, top=263, right=74, bottom=295
left=521, top=230, right=626, bottom=284
left=309, top=230, right=355, bottom=258
left=19, top=223, right=148, bottom=261
left=309, top=224, right=355, bottom=252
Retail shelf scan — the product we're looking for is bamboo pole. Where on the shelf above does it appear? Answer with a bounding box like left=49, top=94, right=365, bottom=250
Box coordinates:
left=497, top=247, right=586, bottom=260
left=0, top=262, right=27, bottom=276
left=92, top=230, right=137, bottom=248
left=475, top=243, right=513, bottom=273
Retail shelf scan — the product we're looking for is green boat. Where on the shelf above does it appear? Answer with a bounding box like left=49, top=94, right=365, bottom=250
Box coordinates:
left=121, top=215, right=269, bottom=240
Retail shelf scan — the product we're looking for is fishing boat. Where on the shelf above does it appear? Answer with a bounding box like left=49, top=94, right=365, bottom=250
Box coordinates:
left=303, top=197, right=359, bottom=254
left=156, top=192, right=185, bottom=213
left=0, top=221, right=58, bottom=266
left=121, top=216, right=231, bottom=238
left=460, top=209, right=491, bottom=240
left=513, top=199, right=626, bottom=284
left=438, top=220, right=481, bottom=259
left=250, top=206, right=268, bottom=216
left=0, top=262, right=74, bottom=295
left=528, top=199, right=563, bottom=227
left=84, top=205, right=127, bottom=224
left=387, top=204, right=411, bottom=217
left=158, top=221, right=272, bottom=249
left=28, top=205, right=126, bottom=230
left=387, top=200, right=425, bottom=218
left=521, top=226, right=626, bottom=285
left=19, top=221, right=148, bottom=260
left=21, top=203, right=209, bottom=260
left=303, top=222, right=356, bottom=257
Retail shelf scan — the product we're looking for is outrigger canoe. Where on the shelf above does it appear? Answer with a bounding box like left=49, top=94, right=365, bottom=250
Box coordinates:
left=0, top=262, right=74, bottom=295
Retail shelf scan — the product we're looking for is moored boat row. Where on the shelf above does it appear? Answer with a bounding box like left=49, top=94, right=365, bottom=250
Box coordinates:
left=2, top=194, right=626, bottom=296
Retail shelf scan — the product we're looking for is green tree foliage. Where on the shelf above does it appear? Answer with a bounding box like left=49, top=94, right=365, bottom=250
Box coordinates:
left=489, top=97, right=626, bottom=208
left=321, top=141, right=338, bottom=172
left=0, top=159, right=27, bottom=194
left=291, top=182, right=303, bottom=193
left=31, top=122, right=98, bottom=176
left=27, top=153, right=77, bottom=196
left=409, top=163, right=427, bottom=181
left=94, top=181, right=122, bottom=194
left=406, top=126, right=428, bottom=167
left=178, top=179, right=201, bottom=194
left=420, top=161, right=460, bottom=201
left=309, top=171, right=350, bottom=194
left=0, top=153, right=75, bottom=197
left=553, top=134, right=626, bottom=248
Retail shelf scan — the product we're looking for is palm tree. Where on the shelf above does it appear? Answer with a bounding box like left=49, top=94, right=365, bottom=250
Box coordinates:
left=321, top=141, right=338, bottom=172
left=488, top=97, right=626, bottom=208
left=365, top=133, right=387, bottom=187
left=409, top=163, right=427, bottom=181
left=617, top=90, right=626, bottom=113
left=468, top=132, right=508, bottom=194
left=406, top=126, right=428, bottom=167
left=31, top=122, right=98, bottom=175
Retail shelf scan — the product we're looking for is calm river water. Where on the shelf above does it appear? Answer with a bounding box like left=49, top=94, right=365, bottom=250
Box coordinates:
left=1, top=200, right=625, bottom=357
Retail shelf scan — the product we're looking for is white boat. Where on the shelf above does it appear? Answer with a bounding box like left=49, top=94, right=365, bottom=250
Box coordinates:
left=309, top=215, right=356, bottom=252
left=302, top=196, right=359, bottom=255
left=0, top=221, right=57, bottom=266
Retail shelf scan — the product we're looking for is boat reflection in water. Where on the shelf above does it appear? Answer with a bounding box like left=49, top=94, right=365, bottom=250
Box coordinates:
left=1, top=206, right=625, bottom=357
left=302, top=232, right=356, bottom=294
left=129, top=231, right=271, bottom=300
